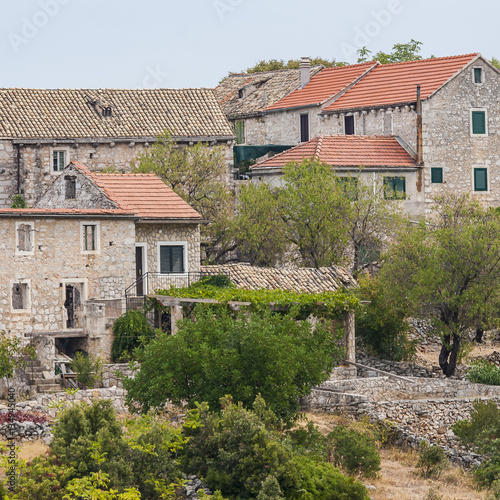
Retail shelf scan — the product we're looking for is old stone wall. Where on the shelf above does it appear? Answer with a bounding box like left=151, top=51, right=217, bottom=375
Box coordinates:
left=101, top=363, right=135, bottom=388
left=0, top=217, right=136, bottom=338
left=135, top=223, right=201, bottom=275
left=423, top=59, right=500, bottom=208
left=0, top=141, right=234, bottom=209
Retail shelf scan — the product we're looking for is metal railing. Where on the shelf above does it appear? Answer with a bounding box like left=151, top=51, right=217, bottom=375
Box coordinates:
left=124, top=270, right=231, bottom=312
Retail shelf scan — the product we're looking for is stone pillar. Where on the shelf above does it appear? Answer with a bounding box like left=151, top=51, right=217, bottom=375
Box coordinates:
left=339, top=310, right=357, bottom=379
left=171, top=306, right=183, bottom=335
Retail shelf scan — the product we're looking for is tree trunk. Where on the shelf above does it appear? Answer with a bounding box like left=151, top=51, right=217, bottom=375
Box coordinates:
left=439, top=333, right=461, bottom=377
left=475, top=328, right=484, bottom=344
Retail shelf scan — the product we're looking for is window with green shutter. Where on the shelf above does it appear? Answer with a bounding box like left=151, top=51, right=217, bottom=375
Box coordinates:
left=474, top=168, right=488, bottom=192
left=431, top=167, right=443, bottom=184
left=383, top=176, right=406, bottom=200
left=474, top=68, right=483, bottom=84
left=235, top=121, right=245, bottom=145
left=160, top=245, right=185, bottom=273
left=472, top=111, right=486, bottom=135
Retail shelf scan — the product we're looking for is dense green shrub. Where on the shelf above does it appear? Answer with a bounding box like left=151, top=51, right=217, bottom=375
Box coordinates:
left=10, top=194, right=26, bottom=208
left=70, top=352, right=103, bottom=389
left=326, top=426, right=381, bottom=478
left=467, top=361, right=500, bottom=386
left=125, top=306, right=343, bottom=422
left=416, top=441, right=448, bottom=478
left=195, top=274, right=233, bottom=289
left=355, top=277, right=415, bottom=361
left=112, top=310, right=155, bottom=362
left=182, top=396, right=368, bottom=500
left=453, top=400, right=500, bottom=487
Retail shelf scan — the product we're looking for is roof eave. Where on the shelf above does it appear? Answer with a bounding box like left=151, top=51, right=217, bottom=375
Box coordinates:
left=321, top=101, right=417, bottom=115
left=136, top=217, right=204, bottom=224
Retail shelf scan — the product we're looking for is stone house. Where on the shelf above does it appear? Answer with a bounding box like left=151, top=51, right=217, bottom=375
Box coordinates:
left=222, top=53, right=500, bottom=213
left=214, top=61, right=323, bottom=168
left=251, top=135, right=421, bottom=217
left=0, top=88, right=235, bottom=208
left=0, top=161, right=202, bottom=370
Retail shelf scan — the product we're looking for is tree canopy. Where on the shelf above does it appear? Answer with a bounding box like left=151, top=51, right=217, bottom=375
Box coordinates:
left=357, top=39, right=424, bottom=64
left=379, top=195, right=500, bottom=376
left=133, top=131, right=235, bottom=263
left=233, top=160, right=401, bottom=273
left=124, top=305, right=343, bottom=422
left=245, top=57, right=347, bottom=73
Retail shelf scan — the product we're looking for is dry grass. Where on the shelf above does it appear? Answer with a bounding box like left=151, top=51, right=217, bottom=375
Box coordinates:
left=305, top=411, right=487, bottom=500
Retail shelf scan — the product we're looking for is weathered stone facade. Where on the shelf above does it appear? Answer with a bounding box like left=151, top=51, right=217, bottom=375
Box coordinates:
left=0, top=215, right=136, bottom=337
left=135, top=223, right=201, bottom=275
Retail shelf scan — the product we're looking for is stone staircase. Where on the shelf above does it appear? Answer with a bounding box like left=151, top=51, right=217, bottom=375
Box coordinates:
left=25, top=359, right=62, bottom=394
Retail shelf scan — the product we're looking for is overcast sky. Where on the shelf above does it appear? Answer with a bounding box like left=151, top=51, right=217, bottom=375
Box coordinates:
left=1, top=0, right=498, bottom=90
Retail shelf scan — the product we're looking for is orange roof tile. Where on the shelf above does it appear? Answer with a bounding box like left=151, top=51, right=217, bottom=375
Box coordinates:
left=252, top=136, right=417, bottom=169
left=71, top=162, right=201, bottom=220
left=264, top=62, right=378, bottom=111
left=324, top=54, right=478, bottom=111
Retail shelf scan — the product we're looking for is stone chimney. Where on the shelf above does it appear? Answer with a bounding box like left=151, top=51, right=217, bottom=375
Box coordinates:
left=300, top=57, right=311, bottom=88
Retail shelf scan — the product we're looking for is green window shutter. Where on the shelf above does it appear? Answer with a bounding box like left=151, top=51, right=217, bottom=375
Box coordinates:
left=384, top=176, right=406, bottom=200
left=474, top=68, right=482, bottom=83
left=235, top=121, right=245, bottom=145
left=474, top=168, right=488, bottom=191
left=431, top=168, right=443, bottom=184
left=472, top=111, right=486, bottom=135
left=160, top=246, right=185, bottom=273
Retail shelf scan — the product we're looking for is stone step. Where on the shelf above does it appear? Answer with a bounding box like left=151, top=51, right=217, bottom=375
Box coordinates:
left=36, top=378, right=58, bottom=385
left=37, top=384, right=61, bottom=393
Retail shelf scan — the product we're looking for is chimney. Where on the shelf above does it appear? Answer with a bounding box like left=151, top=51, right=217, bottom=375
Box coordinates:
left=300, top=57, right=311, bottom=88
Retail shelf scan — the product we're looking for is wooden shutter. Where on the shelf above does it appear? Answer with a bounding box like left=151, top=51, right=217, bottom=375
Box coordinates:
left=472, top=111, right=486, bottom=135
left=474, top=168, right=488, bottom=191
left=431, top=168, right=443, bottom=184
left=300, top=115, right=309, bottom=142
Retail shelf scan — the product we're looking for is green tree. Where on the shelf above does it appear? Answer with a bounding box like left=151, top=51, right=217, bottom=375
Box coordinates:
left=245, top=57, right=346, bottom=73
left=373, top=39, right=423, bottom=64
left=112, top=310, right=154, bottom=362
left=134, top=131, right=235, bottom=263
left=233, top=182, right=287, bottom=266
left=379, top=195, right=500, bottom=377
left=124, top=305, right=343, bottom=422
left=491, top=57, right=500, bottom=70
left=0, top=331, right=36, bottom=379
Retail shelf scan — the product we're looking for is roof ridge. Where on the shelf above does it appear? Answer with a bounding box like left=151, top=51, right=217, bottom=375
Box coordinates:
left=313, top=137, right=323, bottom=161
left=373, top=53, right=479, bottom=68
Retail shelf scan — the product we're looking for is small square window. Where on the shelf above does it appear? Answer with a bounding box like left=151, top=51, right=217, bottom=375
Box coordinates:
left=474, top=68, right=483, bottom=84
left=474, top=168, right=488, bottom=192
left=383, top=176, right=406, bottom=200
left=53, top=150, right=66, bottom=172
left=160, top=245, right=185, bottom=273
left=471, top=110, right=487, bottom=135
left=431, top=168, right=443, bottom=184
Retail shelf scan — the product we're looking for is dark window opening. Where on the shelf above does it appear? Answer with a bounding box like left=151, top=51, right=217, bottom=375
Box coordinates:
left=64, top=284, right=82, bottom=329
left=472, top=111, right=486, bottom=135
left=300, top=114, right=309, bottom=142
left=102, top=107, right=112, bottom=117
left=83, top=225, right=96, bottom=251
left=238, top=89, right=244, bottom=99
left=12, top=283, right=27, bottom=310
left=344, top=115, right=355, bottom=135
left=474, top=168, right=488, bottom=192
left=160, top=245, right=184, bottom=273
left=474, top=68, right=483, bottom=84
left=65, top=176, right=76, bottom=199
left=383, top=176, right=406, bottom=200
left=431, top=168, right=443, bottom=184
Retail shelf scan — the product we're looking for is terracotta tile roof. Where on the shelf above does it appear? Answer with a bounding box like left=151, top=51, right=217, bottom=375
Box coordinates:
left=71, top=162, right=201, bottom=220
left=324, top=54, right=479, bottom=112
left=0, top=88, right=234, bottom=140
left=215, top=66, right=323, bottom=118
left=201, top=263, right=356, bottom=292
left=252, top=136, right=417, bottom=169
left=264, top=63, right=378, bottom=111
